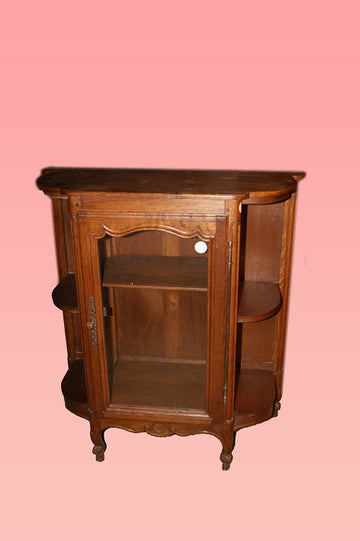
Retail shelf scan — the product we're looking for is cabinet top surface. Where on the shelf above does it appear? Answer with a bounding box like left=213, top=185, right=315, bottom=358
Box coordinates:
left=36, top=167, right=305, bottom=199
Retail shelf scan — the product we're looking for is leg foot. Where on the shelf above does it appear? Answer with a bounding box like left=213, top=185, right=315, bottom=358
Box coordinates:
left=220, top=452, right=233, bottom=470
left=90, top=426, right=106, bottom=462
left=92, top=445, right=105, bottom=462
left=273, top=400, right=281, bottom=417
left=220, top=432, right=235, bottom=471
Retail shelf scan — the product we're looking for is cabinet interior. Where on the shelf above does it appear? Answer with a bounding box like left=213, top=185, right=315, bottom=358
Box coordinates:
left=53, top=199, right=287, bottom=405
left=238, top=201, right=285, bottom=372
left=98, top=231, right=209, bottom=411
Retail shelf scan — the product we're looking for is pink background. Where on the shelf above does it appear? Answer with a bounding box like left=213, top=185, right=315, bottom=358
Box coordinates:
left=1, top=1, right=359, bottom=538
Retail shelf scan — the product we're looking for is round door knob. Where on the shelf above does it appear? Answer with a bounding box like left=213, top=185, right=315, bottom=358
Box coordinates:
left=194, top=241, right=208, bottom=254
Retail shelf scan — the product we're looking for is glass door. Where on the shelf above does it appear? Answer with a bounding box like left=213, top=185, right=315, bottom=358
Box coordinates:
left=97, top=230, right=209, bottom=412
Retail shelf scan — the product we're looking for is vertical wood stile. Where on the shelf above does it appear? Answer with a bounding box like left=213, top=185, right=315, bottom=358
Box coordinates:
left=273, top=193, right=297, bottom=400
left=224, top=200, right=241, bottom=424
left=51, top=197, right=77, bottom=364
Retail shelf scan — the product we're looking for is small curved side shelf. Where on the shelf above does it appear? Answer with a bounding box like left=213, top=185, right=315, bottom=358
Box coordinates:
left=52, top=273, right=78, bottom=313
left=234, top=369, right=277, bottom=430
left=61, top=359, right=89, bottom=420
left=237, top=281, right=282, bottom=323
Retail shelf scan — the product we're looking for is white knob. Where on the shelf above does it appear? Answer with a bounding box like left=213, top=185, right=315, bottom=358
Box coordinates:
left=194, top=241, right=208, bottom=254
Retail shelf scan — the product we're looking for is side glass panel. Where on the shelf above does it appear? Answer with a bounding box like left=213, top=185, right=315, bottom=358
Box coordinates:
left=98, top=231, right=208, bottom=412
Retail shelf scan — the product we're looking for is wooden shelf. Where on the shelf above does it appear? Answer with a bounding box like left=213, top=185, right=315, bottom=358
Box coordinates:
left=61, top=358, right=206, bottom=416
left=234, top=369, right=277, bottom=430
left=61, top=361, right=276, bottom=428
left=52, top=273, right=78, bottom=313
left=111, top=359, right=206, bottom=411
left=237, top=281, right=282, bottom=323
left=103, top=255, right=207, bottom=291
left=61, top=359, right=89, bottom=420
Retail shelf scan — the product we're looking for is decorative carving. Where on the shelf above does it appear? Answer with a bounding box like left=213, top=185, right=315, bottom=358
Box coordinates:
left=87, top=296, right=97, bottom=347
left=144, top=422, right=176, bottom=437
left=105, top=419, right=211, bottom=440
left=90, top=220, right=216, bottom=241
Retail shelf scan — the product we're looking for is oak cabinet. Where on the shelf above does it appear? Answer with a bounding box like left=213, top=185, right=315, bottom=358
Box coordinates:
left=37, top=167, right=305, bottom=470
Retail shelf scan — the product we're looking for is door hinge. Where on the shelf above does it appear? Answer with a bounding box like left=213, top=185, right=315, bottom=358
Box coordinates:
left=103, top=306, right=113, bottom=317
left=223, top=383, right=228, bottom=404
left=227, top=240, right=233, bottom=271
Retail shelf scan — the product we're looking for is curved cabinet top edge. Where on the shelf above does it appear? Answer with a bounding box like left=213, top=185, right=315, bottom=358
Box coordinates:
left=36, top=167, right=305, bottom=201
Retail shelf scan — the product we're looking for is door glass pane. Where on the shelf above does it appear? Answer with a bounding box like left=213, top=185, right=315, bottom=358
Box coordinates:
left=98, top=231, right=208, bottom=412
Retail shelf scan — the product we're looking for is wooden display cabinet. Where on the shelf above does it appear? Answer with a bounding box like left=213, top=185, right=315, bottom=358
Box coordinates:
left=36, top=167, right=305, bottom=470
